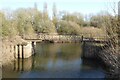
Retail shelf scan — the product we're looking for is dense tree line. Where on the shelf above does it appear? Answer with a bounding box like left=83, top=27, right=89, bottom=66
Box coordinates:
left=0, top=3, right=118, bottom=39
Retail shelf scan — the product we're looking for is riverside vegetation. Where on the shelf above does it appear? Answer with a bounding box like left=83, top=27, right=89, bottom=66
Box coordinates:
left=0, top=3, right=120, bottom=78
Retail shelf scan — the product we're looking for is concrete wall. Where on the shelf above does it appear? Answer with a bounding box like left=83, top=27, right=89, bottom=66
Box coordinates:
left=14, top=42, right=33, bottom=59
left=23, top=42, right=33, bottom=58
left=82, top=42, right=102, bottom=59
left=2, top=43, right=15, bottom=65
left=2, top=41, right=34, bottom=65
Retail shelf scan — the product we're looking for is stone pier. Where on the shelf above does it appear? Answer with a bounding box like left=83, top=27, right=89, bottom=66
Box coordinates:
left=2, top=40, right=36, bottom=65
left=15, top=41, right=34, bottom=59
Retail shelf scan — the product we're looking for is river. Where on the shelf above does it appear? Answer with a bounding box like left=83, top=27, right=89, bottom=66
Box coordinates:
left=2, top=43, right=105, bottom=78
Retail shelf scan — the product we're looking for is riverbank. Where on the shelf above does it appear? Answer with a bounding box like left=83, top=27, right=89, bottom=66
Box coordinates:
left=2, top=34, right=106, bottom=65
left=98, top=46, right=120, bottom=78
left=2, top=36, right=28, bottom=65
left=2, top=34, right=81, bottom=65
left=81, top=42, right=120, bottom=78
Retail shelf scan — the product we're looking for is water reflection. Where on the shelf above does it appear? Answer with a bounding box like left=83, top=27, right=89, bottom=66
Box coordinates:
left=13, top=58, right=33, bottom=71
left=2, top=43, right=105, bottom=78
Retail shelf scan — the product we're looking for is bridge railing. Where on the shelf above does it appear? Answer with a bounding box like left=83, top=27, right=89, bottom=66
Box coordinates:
left=25, top=33, right=108, bottom=42
left=36, top=34, right=82, bottom=40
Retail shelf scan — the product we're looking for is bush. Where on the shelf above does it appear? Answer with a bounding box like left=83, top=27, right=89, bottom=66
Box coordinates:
left=57, top=20, right=81, bottom=35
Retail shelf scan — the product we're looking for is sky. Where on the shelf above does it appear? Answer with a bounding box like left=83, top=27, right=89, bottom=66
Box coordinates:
left=0, top=0, right=119, bottom=17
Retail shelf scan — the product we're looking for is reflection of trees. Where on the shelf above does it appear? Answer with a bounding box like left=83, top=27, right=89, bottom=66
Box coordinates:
left=3, top=43, right=83, bottom=78
left=31, top=43, right=83, bottom=71
left=11, top=43, right=83, bottom=72
left=35, top=43, right=82, bottom=60
left=32, top=56, right=48, bottom=71
left=60, top=43, right=82, bottom=60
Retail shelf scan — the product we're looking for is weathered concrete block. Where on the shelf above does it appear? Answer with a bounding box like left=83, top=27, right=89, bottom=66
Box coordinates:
left=19, top=45, right=22, bottom=58
left=2, top=44, right=15, bottom=65
left=15, top=45, right=18, bottom=58
left=23, top=42, right=32, bottom=58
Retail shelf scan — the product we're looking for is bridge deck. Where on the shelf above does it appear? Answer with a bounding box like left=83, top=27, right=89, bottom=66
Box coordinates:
left=24, top=35, right=108, bottom=43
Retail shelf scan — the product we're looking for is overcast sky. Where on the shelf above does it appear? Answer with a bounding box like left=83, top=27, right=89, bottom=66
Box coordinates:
left=0, top=0, right=119, bottom=17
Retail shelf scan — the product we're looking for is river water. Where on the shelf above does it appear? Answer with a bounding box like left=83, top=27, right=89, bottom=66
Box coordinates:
left=2, top=43, right=105, bottom=78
